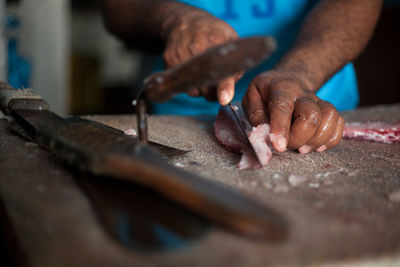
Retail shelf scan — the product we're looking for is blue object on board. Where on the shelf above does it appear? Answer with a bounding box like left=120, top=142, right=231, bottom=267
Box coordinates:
left=116, top=212, right=190, bottom=250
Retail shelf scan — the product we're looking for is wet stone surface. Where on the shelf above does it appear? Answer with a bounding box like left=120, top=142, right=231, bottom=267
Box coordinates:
left=0, top=104, right=398, bottom=267
left=84, top=104, right=400, bottom=266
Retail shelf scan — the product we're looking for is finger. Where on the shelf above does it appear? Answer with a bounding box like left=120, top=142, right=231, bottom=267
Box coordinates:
left=317, top=115, right=345, bottom=152
left=288, top=97, right=321, bottom=149
left=234, top=71, right=244, bottom=82
left=298, top=101, right=338, bottom=154
left=177, top=44, right=191, bottom=64
left=200, top=86, right=218, bottom=102
left=163, top=47, right=182, bottom=68
left=217, top=77, right=235, bottom=105
left=189, top=40, right=208, bottom=56
left=242, top=82, right=268, bottom=126
left=163, top=51, right=175, bottom=69
left=268, top=90, right=295, bottom=152
left=187, top=88, right=201, bottom=97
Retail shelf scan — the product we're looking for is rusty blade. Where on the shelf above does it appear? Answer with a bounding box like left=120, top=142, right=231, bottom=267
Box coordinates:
left=141, top=36, right=277, bottom=102
left=69, top=117, right=190, bottom=157
left=10, top=108, right=287, bottom=240
left=0, top=83, right=188, bottom=157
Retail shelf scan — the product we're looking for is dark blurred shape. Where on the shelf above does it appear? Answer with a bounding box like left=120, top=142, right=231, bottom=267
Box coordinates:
left=71, top=0, right=97, bottom=10
left=70, top=53, right=104, bottom=115
left=77, top=174, right=210, bottom=251
left=0, top=197, right=25, bottom=267
left=102, top=83, right=137, bottom=114
left=355, top=3, right=400, bottom=107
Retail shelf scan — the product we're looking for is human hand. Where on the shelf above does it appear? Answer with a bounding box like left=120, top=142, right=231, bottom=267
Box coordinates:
left=242, top=70, right=344, bottom=153
left=163, top=14, right=241, bottom=105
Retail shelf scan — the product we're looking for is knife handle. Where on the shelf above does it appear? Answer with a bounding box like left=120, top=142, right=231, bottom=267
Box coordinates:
left=0, top=82, right=49, bottom=115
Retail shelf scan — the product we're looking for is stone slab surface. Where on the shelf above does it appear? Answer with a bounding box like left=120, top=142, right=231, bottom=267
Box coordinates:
left=0, top=104, right=399, bottom=266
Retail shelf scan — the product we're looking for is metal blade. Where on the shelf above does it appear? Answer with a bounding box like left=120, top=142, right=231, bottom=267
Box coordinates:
left=149, top=141, right=189, bottom=157
left=66, top=116, right=189, bottom=158
left=11, top=108, right=287, bottom=240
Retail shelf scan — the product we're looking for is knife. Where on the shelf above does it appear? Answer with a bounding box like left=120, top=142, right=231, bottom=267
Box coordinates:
left=228, top=103, right=264, bottom=166
left=135, top=36, right=277, bottom=146
left=0, top=83, right=287, bottom=240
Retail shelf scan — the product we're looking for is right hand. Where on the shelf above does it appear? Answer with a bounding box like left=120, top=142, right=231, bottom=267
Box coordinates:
left=242, top=70, right=345, bottom=154
left=162, top=14, right=242, bottom=105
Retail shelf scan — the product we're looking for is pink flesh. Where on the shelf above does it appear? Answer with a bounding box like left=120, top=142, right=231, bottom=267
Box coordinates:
left=248, top=124, right=272, bottom=167
left=343, top=122, right=400, bottom=144
left=124, top=128, right=137, bottom=136
left=238, top=149, right=261, bottom=170
left=214, top=105, right=272, bottom=170
left=215, top=105, right=400, bottom=170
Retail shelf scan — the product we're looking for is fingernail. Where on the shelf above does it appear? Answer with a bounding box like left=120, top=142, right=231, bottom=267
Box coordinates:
left=316, top=145, right=327, bottom=152
left=276, top=136, right=287, bottom=152
left=299, top=145, right=312, bottom=154
left=220, top=91, right=230, bottom=105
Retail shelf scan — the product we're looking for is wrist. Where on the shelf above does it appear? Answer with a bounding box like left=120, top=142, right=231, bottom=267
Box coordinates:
left=273, top=63, right=318, bottom=93
left=160, top=4, right=215, bottom=41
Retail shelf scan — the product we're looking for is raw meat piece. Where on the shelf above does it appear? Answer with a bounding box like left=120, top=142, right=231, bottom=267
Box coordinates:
left=124, top=128, right=137, bottom=136
left=238, top=149, right=261, bottom=170
left=343, top=122, right=400, bottom=144
left=248, top=124, right=272, bottom=166
left=215, top=105, right=400, bottom=170
left=214, top=105, right=272, bottom=170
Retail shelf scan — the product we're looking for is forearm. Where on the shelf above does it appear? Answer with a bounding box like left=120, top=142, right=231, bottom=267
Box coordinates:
left=275, top=0, right=382, bottom=92
left=96, top=0, right=214, bottom=51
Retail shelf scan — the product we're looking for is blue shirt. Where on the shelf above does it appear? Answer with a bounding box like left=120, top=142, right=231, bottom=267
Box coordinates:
left=152, top=0, right=359, bottom=115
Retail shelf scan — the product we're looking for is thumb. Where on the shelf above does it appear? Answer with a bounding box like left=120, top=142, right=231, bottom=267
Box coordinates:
left=242, top=82, right=268, bottom=126
left=217, top=78, right=235, bottom=105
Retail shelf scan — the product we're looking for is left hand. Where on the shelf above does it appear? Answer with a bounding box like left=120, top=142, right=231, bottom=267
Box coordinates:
left=242, top=70, right=345, bottom=153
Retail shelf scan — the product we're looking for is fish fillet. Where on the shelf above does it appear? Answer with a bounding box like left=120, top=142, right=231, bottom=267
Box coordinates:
left=214, top=105, right=272, bottom=170
left=215, top=106, right=399, bottom=170
left=343, top=122, right=400, bottom=144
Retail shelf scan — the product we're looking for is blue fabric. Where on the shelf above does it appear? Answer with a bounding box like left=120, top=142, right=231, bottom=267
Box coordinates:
left=7, top=15, right=32, bottom=89
left=152, top=0, right=359, bottom=115
left=7, top=38, right=31, bottom=89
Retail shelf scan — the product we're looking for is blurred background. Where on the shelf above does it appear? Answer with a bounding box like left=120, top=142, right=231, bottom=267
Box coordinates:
left=0, top=0, right=399, bottom=116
